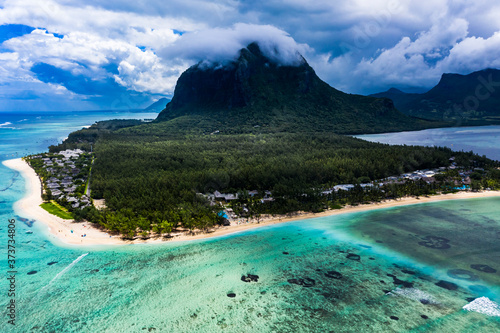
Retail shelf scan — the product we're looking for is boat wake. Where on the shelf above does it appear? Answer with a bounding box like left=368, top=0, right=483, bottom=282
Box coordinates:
left=37, top=253, right=89, bottom=296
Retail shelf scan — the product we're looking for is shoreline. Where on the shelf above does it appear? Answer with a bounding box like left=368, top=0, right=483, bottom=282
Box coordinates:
left=3, top=157, right=500, bottom=247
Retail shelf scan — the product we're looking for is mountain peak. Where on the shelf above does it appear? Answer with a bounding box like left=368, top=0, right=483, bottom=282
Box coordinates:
left=156, top=43, right=425, bottom=134
left=371, top=68, right=500, bottom=125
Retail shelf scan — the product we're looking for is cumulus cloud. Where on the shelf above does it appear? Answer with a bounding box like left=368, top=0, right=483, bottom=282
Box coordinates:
left=2, top=0, right=500, bottom=110
left=3, top=28, right=185, bottom=97
left=313, top=13, right=500, bottom=94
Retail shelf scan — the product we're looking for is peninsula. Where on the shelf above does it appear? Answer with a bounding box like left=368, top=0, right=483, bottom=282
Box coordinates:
left=8, top=42, right=500, bottom=244
left=4, top=157, right=500, bottom=246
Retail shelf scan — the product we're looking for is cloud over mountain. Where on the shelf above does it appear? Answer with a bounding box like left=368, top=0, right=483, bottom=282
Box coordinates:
left=1, top=0, right=500, bottom=110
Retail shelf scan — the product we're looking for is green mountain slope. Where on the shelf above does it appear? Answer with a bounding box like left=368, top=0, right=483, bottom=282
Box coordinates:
left=371, top=68, right=500, bottom=125
left=156, top=43, right=433, bottom=134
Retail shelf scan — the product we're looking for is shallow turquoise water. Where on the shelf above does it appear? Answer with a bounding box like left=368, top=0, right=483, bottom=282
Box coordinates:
left=1, top=115, right=500, bottom=332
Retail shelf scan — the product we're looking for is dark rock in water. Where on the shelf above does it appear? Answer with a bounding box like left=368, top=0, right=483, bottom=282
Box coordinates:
left=325, top=271, right=342, bottom=279
left=227, top=293, right=236, bottom=298
left=282, top=252, right=289, bottom=255
left=288, top=277, right=316, bottom=287
left=418, top=235, right=451, bottom=249
left=302, top=278, right=316, bottom=287
left=47, top=261, right=58, bottom=266
left=421, top=315, right=429, bottom=319
left=469, top=285, right=490, bottom=293
left=390, top=316, right=399, bottom=320
left=435, top=280, right=458, bottom=291
left=387, top=274, right=413, bottom=288
left=466, top=297, right=477, bottom=302
left=27, top=271, right=37, bottom=275
left=420, top=299, right=430, bottom=305
left=346, top=253, right=360, bottom=261
left=241, top=274, right=259, bottom=283
left=470, top=264, right=497, bottom=273
left=401, top=269, right=416, bottom=275
left=447, top=269, right=479, bottom=281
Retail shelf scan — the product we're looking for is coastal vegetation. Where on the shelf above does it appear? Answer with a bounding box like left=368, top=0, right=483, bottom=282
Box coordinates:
left=27, top=44, right=500, bottom=239
left=41, top=121, right=500, bottom=239
left=40, top=201, right=74, bottom=220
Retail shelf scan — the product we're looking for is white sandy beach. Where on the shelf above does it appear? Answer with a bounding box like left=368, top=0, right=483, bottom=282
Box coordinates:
left=3, top=157, right=500, bottom=246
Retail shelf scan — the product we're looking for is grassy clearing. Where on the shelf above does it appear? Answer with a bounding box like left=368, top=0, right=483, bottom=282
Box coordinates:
left=40, top=201, right=73, bottom=219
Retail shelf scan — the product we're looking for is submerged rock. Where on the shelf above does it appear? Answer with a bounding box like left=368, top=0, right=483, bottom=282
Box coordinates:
left=435, top=280, right=458, bottom=291
left=241, top=274, right=259, bottom=283
left=346, top=253, right=360, bottom=261
left=302, top=278, right=316, bottom=287
left=401, top=269, right=416, bottom=275
left=447, top=269, right=479, bottom=281
left=470, top=264, right=497, bottom=273
left=288, top=277, right=316, bottom=287
left=387, top=274, right=413, bottom=288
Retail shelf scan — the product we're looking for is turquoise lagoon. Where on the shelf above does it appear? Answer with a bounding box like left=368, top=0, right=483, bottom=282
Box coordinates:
left=1, top=114, right=500, bottom=332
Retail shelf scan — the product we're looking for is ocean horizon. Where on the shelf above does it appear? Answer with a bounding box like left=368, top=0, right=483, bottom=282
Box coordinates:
left=1, top=112, right=500, bottom=332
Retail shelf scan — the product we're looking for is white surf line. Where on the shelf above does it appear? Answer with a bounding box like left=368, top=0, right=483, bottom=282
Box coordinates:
left=463, top=297, right=500, bottom=317
left=37, top=253, right=89, bottom=295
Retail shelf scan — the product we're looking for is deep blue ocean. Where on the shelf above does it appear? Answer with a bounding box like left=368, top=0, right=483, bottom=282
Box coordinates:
left=1, top=114, right=499, bottom=332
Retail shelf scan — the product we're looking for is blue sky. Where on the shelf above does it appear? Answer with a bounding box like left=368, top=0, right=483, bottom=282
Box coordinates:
left=1, top=0, right=500, bottom=111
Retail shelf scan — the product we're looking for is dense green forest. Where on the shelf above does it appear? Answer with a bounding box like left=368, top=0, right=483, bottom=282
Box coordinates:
left=35, top=44, right=500, bottom=239
left=47, top=121, right=500, bottom=239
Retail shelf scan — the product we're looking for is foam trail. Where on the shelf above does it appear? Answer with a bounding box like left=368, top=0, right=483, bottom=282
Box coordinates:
left=38, top=253, right=89, bottom=295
